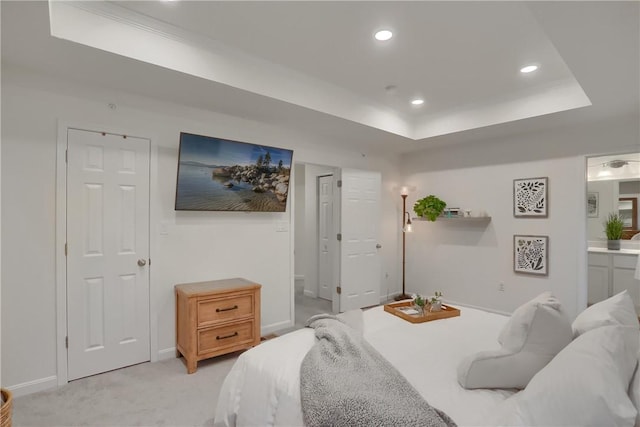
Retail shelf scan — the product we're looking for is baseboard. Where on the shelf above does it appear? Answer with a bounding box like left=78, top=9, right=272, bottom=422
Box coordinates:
left=445, top=299, right=511, bottom=317
left=261, top=319, right=293, bottom=335
left=294, top=275, right=305, bottom=281
left=303, top=289, right=317, bottom=298
left=158, top=347, right=177, bottom=361
left=7, top=375, right=58, bottom=397
left=380, top=291, right=401, bottom=303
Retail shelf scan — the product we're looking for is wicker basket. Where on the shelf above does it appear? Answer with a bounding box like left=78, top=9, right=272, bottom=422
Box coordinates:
left=1, top=388, right=12, bottom=427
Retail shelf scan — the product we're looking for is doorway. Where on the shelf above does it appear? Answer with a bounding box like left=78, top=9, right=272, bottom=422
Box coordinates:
left=585, top=152, right=640, bottom=313
left=293, top=163, right=336, bottom=328
left=63, top=128, right=151, bottom=381
left=317, top=174, right=335, bottom=301
left=293, top=163, right=383, bottom=324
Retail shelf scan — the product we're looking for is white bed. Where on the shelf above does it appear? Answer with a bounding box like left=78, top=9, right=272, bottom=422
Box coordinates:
left=214, top=305, right=514, bottom=427
left=215, top=291, right=640, bottom=427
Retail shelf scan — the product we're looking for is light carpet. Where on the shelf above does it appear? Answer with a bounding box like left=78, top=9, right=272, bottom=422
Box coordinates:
left=13, top=353, right=238, bottom=427
left=13, top=293, right=333, bottom=427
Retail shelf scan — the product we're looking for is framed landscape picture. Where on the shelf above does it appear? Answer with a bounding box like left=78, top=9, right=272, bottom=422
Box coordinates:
left=587, top=192, right=599, bottom=218
left=514, top=235, right=548, bottom=276
left=513, top=177, right=548, bottom=218
left=175, top=132, right=293, bottom=212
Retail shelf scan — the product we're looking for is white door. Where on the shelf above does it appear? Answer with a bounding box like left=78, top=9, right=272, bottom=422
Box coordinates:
left=66, top=129, right=151, bottom=380
left=338, top=169, right=381, bottom=311
left=318, top=175, right=334, bottom=301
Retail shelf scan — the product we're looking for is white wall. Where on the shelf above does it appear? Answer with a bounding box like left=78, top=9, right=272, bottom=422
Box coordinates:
left=0, top=68, right=401, bottom=394
left=401, top=115, right=639, bottom=319
left=293, top=163, right=306, bottom=279
left=587, top=180, right=618, bottom=240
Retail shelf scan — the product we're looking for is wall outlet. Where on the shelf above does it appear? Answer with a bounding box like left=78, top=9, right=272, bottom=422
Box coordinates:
left=498, top=282, right=505, bottom=292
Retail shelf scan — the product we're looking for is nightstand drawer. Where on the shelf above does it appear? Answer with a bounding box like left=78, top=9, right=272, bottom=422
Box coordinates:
left=197, top=294, right=254, bottom=326
left=197, top=320, right=255, bottom=355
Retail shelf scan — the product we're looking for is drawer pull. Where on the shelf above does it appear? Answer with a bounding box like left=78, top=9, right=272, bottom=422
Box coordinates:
left=216, top=332, right=239, bottom=340
left=216, top=305, right=239, bottom=313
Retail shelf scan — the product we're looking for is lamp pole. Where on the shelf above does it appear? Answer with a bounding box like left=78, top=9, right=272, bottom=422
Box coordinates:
left=395, top=194, right=412, bottom=301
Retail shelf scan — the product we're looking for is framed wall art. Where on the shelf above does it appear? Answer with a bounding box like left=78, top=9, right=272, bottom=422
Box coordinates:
left=513, top=177, right=548, bottom=218
left=514, top=235, right=548, bottom=276
left=587, top=192, right=599, bottom=218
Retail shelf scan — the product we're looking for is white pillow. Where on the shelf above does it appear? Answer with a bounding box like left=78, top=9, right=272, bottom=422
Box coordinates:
left=629, top=347, right=640, bottom=427
left=572, top=290, right=639, bottom=337
left=490, top=325, right=640, bottom=427
left=458, top=291, right=572, bottom=389
left=498, top=291, right=565, bottom=348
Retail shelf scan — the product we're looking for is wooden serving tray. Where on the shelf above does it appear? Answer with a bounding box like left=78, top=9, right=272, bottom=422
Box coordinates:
left=384, top=300, right=460, bottom=323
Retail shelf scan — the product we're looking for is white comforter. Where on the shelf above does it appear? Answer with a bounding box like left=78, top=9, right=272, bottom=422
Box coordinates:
left=214, top=305, right=515, bottom=427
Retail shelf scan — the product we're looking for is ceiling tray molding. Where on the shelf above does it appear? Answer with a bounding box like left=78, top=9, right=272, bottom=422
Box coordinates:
left=48, top=1, right=413, bottom=139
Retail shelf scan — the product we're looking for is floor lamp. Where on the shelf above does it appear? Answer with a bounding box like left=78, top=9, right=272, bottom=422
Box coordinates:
left=395, top=189, right=413, bottom=301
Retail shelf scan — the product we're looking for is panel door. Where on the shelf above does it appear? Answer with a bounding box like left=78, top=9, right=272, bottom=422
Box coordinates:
left=318, top=175, right=334, bottom=301
left=338, top=169, right=381, bottom=311
left=66, top=129, right=150, bottom=380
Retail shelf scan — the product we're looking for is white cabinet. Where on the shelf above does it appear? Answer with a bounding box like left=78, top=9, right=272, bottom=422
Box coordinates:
left=588, top=251, right=639, bottom=313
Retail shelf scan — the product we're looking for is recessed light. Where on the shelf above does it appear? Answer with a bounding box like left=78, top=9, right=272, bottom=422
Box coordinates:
left=411, top=99, right=424, bottom=106
left=520, top=65, right=538, bottom=74
left=374, top=30, right=393, bottom=41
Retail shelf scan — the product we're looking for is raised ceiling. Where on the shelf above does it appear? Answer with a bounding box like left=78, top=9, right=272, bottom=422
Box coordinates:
left=48, top=1, right=591, bottom=140
left=2, top=1, right=638, bottom=154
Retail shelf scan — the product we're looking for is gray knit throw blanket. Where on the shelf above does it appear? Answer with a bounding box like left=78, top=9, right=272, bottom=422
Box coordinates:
left=300, top=313, right=457, bottom=427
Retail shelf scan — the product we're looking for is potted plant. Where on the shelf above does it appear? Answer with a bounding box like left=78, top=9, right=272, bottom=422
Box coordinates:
left=413, top=195, right=447, bottom=221
left=413, top=295, right=426, bottom=316
left=428, top=291, right=443, bottom=312
left=604, top=212, right=624, bottom=250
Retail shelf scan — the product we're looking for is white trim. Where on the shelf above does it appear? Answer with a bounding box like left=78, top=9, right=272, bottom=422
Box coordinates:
left=446, top=299, right=511, bottom=317
left=379, top=291, right=400, bottom=304
left=55, top=122, right=69, bottom=386
left=303, top=289, right=317, bottom=298
left=289, top=164, right=295, bottom=346
left=148, top=138, right=160, bottom=363
left=158, top=347, right=177, bottom=362
left=577, top=155, right=589, bottom=318
left=55, top=120, right=155, bottom=385
left=262, top=320, right=294, bottom=336
left=8, top=376, right=57, bottom=398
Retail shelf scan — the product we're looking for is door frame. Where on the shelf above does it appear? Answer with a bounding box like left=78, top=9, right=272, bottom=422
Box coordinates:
left=55, top=120, right=157, bottom=386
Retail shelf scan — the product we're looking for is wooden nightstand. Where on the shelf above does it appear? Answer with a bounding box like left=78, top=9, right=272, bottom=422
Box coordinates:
left=175, top=278, right=261, bottom=374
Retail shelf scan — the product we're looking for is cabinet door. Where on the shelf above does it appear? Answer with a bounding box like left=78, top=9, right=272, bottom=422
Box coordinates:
left=588, top=265, right=609, bottom=305
left=613, top=267, right=639, bottom=315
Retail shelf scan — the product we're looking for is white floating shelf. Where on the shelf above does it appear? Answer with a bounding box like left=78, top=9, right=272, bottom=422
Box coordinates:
left=412, top=216, right=491, bottom=223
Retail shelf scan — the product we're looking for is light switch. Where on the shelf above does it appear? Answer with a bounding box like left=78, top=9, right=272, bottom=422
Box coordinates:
left=159, top=221, right=169, bottom=236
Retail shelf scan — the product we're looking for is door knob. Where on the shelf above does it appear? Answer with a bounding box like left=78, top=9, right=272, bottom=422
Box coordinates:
left=137, top=259, right=147, bottom=267
left=376, top=244, right=382, bottom=249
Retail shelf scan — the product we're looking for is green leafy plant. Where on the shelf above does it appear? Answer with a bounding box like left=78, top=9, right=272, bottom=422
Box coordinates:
left=413, top=295, right=426, bottom=308
left=413, top=195, right=447, bottom=221
left=604, top=212, right=625, bottom=240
